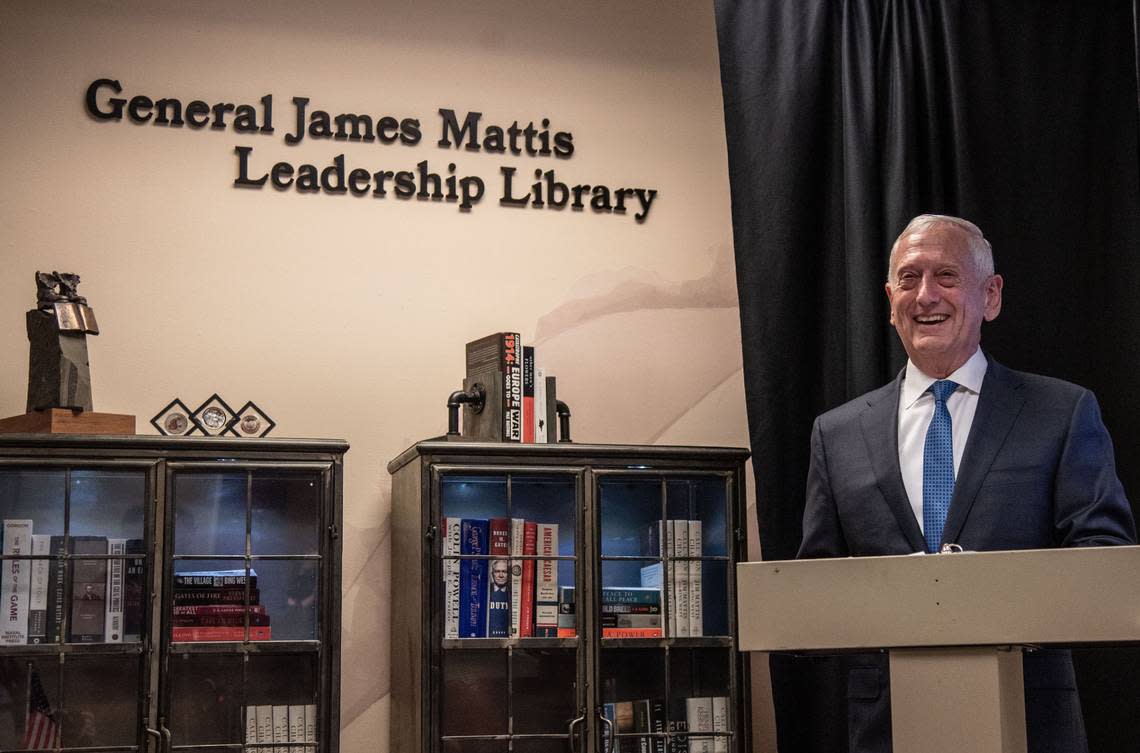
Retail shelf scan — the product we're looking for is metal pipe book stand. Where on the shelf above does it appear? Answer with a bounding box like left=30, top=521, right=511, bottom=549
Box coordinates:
left=736, top=546, right=1140, bottom=753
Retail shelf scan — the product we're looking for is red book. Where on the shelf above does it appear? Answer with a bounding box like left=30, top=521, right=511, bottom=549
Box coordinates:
left=172, top=604, right=267, bottom=616
left=519, top=521, right=538, bottom=637
left=601, top=627, right=664, bottom=638
left=171, top=625, right=272, bottom=641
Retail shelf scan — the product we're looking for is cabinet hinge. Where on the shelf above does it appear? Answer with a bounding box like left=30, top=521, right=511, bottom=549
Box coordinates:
left=425, top=525, right=436, bottom=541
left=328, top=524, right=339, bottom=540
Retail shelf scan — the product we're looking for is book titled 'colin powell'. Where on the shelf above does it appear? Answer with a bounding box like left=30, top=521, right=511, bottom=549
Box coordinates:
left=464, top=332, right=522, bottom=442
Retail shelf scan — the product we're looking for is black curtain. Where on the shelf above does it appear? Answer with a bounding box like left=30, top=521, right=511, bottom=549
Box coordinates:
left=716, top=1, right=1140, bottom=751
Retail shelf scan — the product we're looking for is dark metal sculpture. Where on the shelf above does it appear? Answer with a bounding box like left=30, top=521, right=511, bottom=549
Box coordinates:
left=26, top=271, right=100, bottom=411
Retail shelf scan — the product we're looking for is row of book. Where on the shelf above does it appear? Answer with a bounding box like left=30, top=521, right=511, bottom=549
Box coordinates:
left=173, top=569, right=271, bottom=641
left=465, top=331, right=557, bottom=442
left=558, top=586, right=664, bottom=638
left=244, top=703, right=315, bottom=752
left=1, top=519, right=144, bottom=645
left=443, top=517, right=561, bottom=638
left=603, top=696, right=731, bottom=753
left=640, top=519, right=705, bottom=637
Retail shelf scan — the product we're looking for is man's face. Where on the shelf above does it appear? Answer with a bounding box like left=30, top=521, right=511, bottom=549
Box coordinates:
left=492, top=561, right=509, bottom=587
left=885, top=225, right=1003, bottom=377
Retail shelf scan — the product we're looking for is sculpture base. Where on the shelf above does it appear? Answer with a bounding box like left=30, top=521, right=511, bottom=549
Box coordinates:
left=0, top=409, right=135, bottom=435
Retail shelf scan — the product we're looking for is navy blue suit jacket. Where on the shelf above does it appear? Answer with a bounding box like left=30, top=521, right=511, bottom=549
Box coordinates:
left=798, top=356, right=1135, bottom=753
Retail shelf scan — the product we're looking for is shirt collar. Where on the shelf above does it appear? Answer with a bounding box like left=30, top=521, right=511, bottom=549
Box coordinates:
left=901, top=348, right=988, bottom=409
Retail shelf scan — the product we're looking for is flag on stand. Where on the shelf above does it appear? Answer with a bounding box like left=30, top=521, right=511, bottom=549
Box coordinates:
left=22, top=664, right=60, bottom=750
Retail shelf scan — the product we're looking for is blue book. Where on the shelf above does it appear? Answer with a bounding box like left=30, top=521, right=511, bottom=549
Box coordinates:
left=459, top=519, right=490, bottom=638
left=485, top=517, right=511, bottom=638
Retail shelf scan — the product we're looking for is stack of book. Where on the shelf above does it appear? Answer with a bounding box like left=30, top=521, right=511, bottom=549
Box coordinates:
left=465, top=332, right=558, bottom=443
left=602, top=695, right=730, bottom=753
left=557, top=586, right=663, bottom=638
left=172, top=569, right=270, bottom=641
left=244, top=703, right=315, bottom=752
left=2, top=519, right=144, bottom=645
left=639, top=519, right=704, bottom=637
left=442, top=517, right=560, bottom=638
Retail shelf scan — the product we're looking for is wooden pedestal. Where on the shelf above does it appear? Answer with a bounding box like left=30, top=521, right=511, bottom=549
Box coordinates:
left=0, top=409, right=135, bottom=435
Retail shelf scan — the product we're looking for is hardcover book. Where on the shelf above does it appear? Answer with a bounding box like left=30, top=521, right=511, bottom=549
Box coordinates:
left=464, top=332, right=523, bottom=442
left=711, top=695, right=729, bottom=753
left=534, top=522, right=559, bottom=636
left=173, top=587, right=260, bottom=605
left=519, top=520, right=537, bottom=637
left=688, top=520, right=703, bottom=637
left=272, top=704, right=288, bottom=753
left=174, top=569, right=257, bottom=588
left=534, top=366, right=548, bottom=442
left=522, top=346, right=536, bottom=442
left=45, top=535, right=67, bottom=642
left=304, top=703, right=316, bottom=744
left=105, top=538, right=126, bottom=643
left=544, top=375, right=557, bottom=443
left=27, top=534, right=50, bottom=644
left=486, top=517, right=511, bottom=637
left=171, top=625, right=272, bottom=641
left=255, top=705, right=274, bottom=751
left=509, top=517, right=524, bottom=637
left=442, top=517, right=461, bottom=639
left=458, top=518, right=489, bottom=638
left=123, top=538, right=145, bottom=641
left=1, top=519, right=32, bottom=645
left=671, top=521, right=690, bottom=638
left=69, top=536, right=108, bottom=643
left=685, top=696, right=714, bottom=753
left=632, top=699, right=652, bottom=753
left=288, top=704, right=305, bottom=752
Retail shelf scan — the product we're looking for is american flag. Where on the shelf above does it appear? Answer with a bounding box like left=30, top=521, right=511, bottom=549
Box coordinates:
left=22, top=664, right=60, bottom=750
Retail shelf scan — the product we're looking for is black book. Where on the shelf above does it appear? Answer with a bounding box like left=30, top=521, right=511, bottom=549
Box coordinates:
left=123, top=538, right=146, bottom=641
left=69, top=536, right=108, bottom=643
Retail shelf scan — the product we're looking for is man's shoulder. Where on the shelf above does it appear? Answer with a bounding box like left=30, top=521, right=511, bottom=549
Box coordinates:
left=814, top=378, right=898, bottom=429
left=986, top=359, right=1091, bottom=404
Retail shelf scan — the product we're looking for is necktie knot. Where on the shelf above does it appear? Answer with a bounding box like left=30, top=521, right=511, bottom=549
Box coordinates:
left=930, top=379, right=958, bottom=405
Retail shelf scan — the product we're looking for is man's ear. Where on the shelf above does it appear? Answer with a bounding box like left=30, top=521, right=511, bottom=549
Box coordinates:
left=884, top=281, right=896, bottom=325
left=983, top=274, right=1003, bottom=322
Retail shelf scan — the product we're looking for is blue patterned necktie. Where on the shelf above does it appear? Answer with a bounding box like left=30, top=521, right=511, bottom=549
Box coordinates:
left=923, top=379, right=959, bottom=553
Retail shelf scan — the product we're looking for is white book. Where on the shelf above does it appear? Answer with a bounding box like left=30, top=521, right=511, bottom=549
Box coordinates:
left=534, top=523, right=559, bottom=636
left=663, top=520, right=677, bottom=638
left=245, top=706, right=259, bottom=746
left=28, top=534, right=50, bottom=644
left=1, top=519, right=33, bottom=645
left=271, top=704, right=289, bottom=753
left=288, top=704, right=305, bottom=752
left=304, top=703, right=316, bottom=744
left=509, top=517, right=524, bottom=637
left=105, top=538, right=126, bottom=642
left=711, top=696, right=729, bottom=753
left=688, top=520, right=703, bottom=638
left=442, top=517, right=461, bottom=639
left=672, top=520, right=690, bottom=638
left=255, top=705, right=274, bottom=749
left=685, top=696, right=714, bottom=753
left=534, top=366, right=548, bottom=442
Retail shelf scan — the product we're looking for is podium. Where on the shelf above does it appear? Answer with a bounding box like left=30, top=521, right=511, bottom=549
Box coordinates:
left=736, top=546, right=1140, bottom=753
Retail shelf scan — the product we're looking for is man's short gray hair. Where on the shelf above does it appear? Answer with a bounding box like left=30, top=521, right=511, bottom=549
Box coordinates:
left=888, top=214, right=995, bottom=281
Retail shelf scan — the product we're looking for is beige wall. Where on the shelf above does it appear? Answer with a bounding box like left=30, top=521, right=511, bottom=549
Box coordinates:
left=0, top=1, right=772, bottom=749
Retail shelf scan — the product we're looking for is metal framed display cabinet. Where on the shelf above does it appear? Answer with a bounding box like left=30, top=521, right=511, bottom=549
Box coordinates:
left=388, top=440, right=751, bottom=753
left=0, top=434, right=347, bottom=753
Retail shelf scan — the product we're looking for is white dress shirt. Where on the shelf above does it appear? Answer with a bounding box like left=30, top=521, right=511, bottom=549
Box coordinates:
left=897, top=347, right=989, bottom=533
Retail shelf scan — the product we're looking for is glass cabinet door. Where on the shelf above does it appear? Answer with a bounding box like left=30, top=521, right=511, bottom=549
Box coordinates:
left=0, top=463, right=151, bottom=752
left=165, top=465, right=329, bottom=753
left=436, top=470, right=582, bottom=753
left=596, top=473, right=738, bottom=753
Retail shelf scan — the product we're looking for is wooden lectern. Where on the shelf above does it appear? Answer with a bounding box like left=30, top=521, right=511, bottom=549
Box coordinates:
left=736, top=546, right=1140, bottom=753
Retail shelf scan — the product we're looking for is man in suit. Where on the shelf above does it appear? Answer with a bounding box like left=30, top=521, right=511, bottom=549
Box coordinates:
left=798, top=214, right=1136, bottom=753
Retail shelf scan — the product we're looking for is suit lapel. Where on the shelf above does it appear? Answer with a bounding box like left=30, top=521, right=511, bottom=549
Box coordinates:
left=860, top=370, right=926, bottom=552
left=941, top=357, right=1026, bottom=545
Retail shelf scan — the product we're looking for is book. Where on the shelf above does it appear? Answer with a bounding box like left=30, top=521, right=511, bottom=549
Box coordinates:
left=173, top=587, right=260, bottom=605
left=105, top=538, right=126, bottom=643
left=601, top=627, right=664, bottom=638
left=171, top=625, right=272, bottom=641
left=465, top=332, right=523, bottom=442
left=667, top=717, right=689, bottom=753
left=28, top=534, right=50, bottom=644
left=544, top=375, right=557, bottom=443
left=509, top=517, right=524, bottom=637
left=632, top=699, right=653, bottom=753
left=640, top=520, right=677, bottom=637
left=711, top=695, right=729, bottom=753
left=648, top=699, right=668, bottom=753
left=486, top=517, right=511, bottom=637
left=599, top=587, right=662, bottom=606
left=304, top=703, right=316, bottom=745
left=615, top=700, right=637, bottom=752
left=442, top=517, right=461, bottom=639
left=522, top=345, right=536, bottom=442
left=69, top=536, right=108, bottom=643
left=1, top=519, right=33, bottom=645
left=123, top=538, right=145, bottom=642
left=519, top=520, right=537, bottom=637
left=173, top=613, right=272, bottom=627
left=533, top=522, right=559, bottom=636
left=557, top=585, right=575, bottom=636
left=458, top=518, right=489, bottom=638
left=685, top=696, right=714, bottom=753
left=173, top=569, right=257, bottom=588
left=173, top=604, right=268, bottom=616
left=288, top=704, right=305, bottom=752
left=603, top=702, right=618, bottom=753
left=688, top=520, right=703, bottom=638
left=45, top=535, right=67, bottom=643
left=255, top=705, right=274, bottom=751
left=272, top=704, right=289, bottom=753
left=672, top=521, right=690, bottom=638
left=245, top=706, right=259, bottom=749
left=534, top=366, right=548, bottom=442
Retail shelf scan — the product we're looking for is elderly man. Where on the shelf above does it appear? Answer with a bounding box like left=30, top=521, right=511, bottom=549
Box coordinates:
left=798, top=214, right=1136, bottom=753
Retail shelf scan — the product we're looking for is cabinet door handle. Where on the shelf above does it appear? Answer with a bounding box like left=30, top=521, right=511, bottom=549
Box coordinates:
left=597, top=707, right=615, bottom=753
left=568, top=711, right=586, bottom=752
left=159, top=725, right=172, bottom=753
left=145, top=727, right=161, bottom=753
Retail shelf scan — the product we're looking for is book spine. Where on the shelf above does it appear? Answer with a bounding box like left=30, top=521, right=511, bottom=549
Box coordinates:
left=288, top=704, right=305, bottom=752
left=668, top=718, right=689, bottom=753
left=601, top=627, right=664, bottom=638
left=123, top=538, right=145, bottom=642
left=534, top=366, right=548, bottom=442
left=671, top=521, right=690, bottom=638
left=633, top=698, right=652, bottom=753
left=603, top=703, right=618, bottom=753
left=685, top=697, right=714, bottom=753
left=27, top=534, right=50, bottom=644
left=173, top=614, right=272, bottom=627
left=557, top=585, right=575, bottom=636
left=486, top=517, right=511, bottom=637
left=255, top=705, right=274, bottom=750
left=458, top=519, right=489, bottom=638
left=1, top=520, right=33, bottom=645
left=245, top=706, right=259, bottom=747
left=601, top=603, right=661, bottom=614
left=304, top=703, right=316, bottom=744
left=522, top=346, right=535, bottom=442
left=442, top=517, right=461, bottom=639
left=689, top=520, right=703, bottom=638
left=172, top=587, right=259, bottom=605
left=664, top=521, right=677, bottom=637
left=509, top=517, right=524, bottom=637
left=711, top=696, right=729, bottom=753
left=171, top=625, right=272, bottom=641
left=649, top=699, right=668, bottom=753
left=46, top=535, right=66, bottom=642
left=173, top=571, right=256, bottom=588
left=615, top=700, right=636, bottom=751
left=544, top=375, right=557, bottom=443
left=105, top=538, right=126, bottom=643
left=519, top=521, right=537, bottom=637
left=601, top=613, right=662, bottom=628
left=600, top=587, right=662, bottom=605
left=503, top=333, right=522, bottom=441
left=69, top=536, right=108, bottom=643
left=533, top=523, right=559, bottom=636
left=272, top=704, right=288, bottom=753
left=172, top=604, right=268, bottom=616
